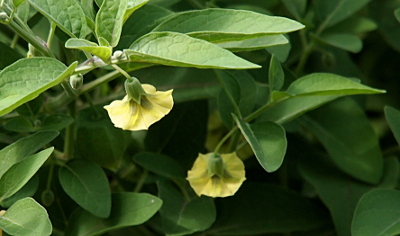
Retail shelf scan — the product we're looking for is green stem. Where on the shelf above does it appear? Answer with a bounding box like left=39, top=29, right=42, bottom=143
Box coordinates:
left=46, top=22, right=57, bottom=49
left=214, top=127, right=238, bottom=154
left=133, top=170, right=148, bottom=193
left=7, top=20, right=54, bottom=58
left=111, top=64, right=132, bottom=80
left=46, top=157, right=55, bottom=191
left=10, top=33, right=18, bottom=49
left=63, top=101, right=77, bottom=160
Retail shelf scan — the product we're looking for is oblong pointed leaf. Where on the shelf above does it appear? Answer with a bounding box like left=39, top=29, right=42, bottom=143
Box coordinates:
left=65, top=38, right=112, bottom=63
left=234, top=115, right=287, bottom=172
left=352, top=189, right=400, bottom=236
left=0, top=131, right=59, bottom=178
left=300, top=98, right=384, bottom=184
left=153, top=8, right=304, bottom=43
left=0, top=147, right=54, bottom=202
left=28, top=0, right=90, bottom=38
left=317, top=33, right=362, bottom=53
left=95, top=0, right=127, bottom=47
left=125, top=32, right=260, bottom=69
left=0, top=58, right=77, bottom=116
left=385, top=106, right=400, bottom=146
left=65, top=193, right=162, bottom=236
left=59, top=159, right=111, bottom=218
left=133, top=152, right=185, bottom=179
left=216, top=34, right=288, bottom=52
left=286, top=73, right=385, bottom=96
left=269, top=55, right=284, bottom=92
left=0, top=198, right=52, bottom=236
left=124, top=0, right=149, bottom=22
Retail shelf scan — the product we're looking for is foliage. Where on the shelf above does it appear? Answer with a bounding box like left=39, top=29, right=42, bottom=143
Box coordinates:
left=0, top=0, right=400, bottom=235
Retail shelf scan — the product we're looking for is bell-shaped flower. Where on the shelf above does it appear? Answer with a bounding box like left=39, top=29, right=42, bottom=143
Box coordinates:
left=187, top=152, right=246, bottom=198
left=104, top=77, right=173, bottom=131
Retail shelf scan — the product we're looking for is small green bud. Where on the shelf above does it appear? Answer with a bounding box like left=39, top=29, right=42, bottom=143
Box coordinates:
left=0, top=12, right=9, bottom=24
left=70, top=74, right=83, bottom=90
left=41, top=190, right=55, bottom=206
left=113, top=50, right=125, bottom=60
left=124, top=77, right=146, bottom=104
left=207, top=153, right=225, bottom=177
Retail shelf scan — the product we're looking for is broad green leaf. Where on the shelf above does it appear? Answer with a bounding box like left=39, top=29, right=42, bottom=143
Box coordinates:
left=153, top=8, right=304, bottom=43
left=269, top=55, right=284, bottom=92
left=299, top=155, right=399, bottom=236
left=117, top=4, right=172, bottom=50
left=65, top=193, right=162, bottom=236
left=208, top=183, right=330, bottom=235
left=125, top=32, right=260, bottom=69
left=0, top=131, right=59, bottom=178
left=28, top=0, right=90, bottom=38
left=76, top=107, right=129, bottom=171
left=4, top=116, right=35, bottom=132
left=124, top=0, right=149, bottom=22
left=216, top=70, right=256, bottom=128
left=133, top=152, right=185, bottom=179
left=286, top=73, right=385, bottom=96
left=282, top=0, right=307, bottom=19
left=258, top=95, right=339, bottom=124
left=59, top=159, right=111, bottom=218
left=300, top=98, right=384, bottom=184
left=1, top=175, right=38, bottom=208
left=323, top=16, right=377, bottom=35
left=385, top=106, right=400, bottom=146
left=0, top=198, right=52, bottom=236
left=396, top=8, right=400, bottom=22
left=16, top=1, right=32, bottom=22
left=266, top=41, right=292, bottom=62
left=149, top=0, right=180, bottom=7
left=0, top=41, right=23, bottom=70
left=0, top=58, right=77, bottom=116
left=95, top=0, right=127, bottom=47
left=352, top=189, right=400, bottom=236
left=13, top=0, right=25, bottom=8
left=157, top=180, right=216, bottom=235
left=0, top=147, right=53, bottom=203
left=216, top=34, right=288, bottom=52
left=234, top=115, right=287, bottom=172
left=65, top=38, right=112, bottom=63
left=39, top=114, right=74, bottom=131
left=316, top=33, right=363, bottom=53
left=314, top=0, right=373, bottom=29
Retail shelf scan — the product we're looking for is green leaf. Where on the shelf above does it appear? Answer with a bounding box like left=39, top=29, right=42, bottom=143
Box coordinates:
left=300, top=98, right=384, bottom=184
left=76, top=107, right=129, bottom=171
left=0, top=41, right=23, bottom=70
left=396, top=8, right=400, bottom=22
left=59, top=159, right=111, bottom=218
left=125, top=32, right=260, bottom=69
left=234, top=116, right=287, bottom=172
left=157, top=180, right=216, bottom=235
left=266, top=41, right=292, bottom=62
left=1, top=175, right=39, bottom=208
left=286, top=73, right=385, bottom=96
left=117, top=4, right=172, bottom=50
left=0, top=131, right=59, bottom=178
left=39, top=114, right=74, bottom=131
left=299, top=155, right=399, bottom=236
left=269, top=55, right=284, bottom=92
left=282, top=0, right=307, bottom=19
left=153, top=8, right=304, bottom=43
left=385, top=106, right=400, bottom=146
left=133, top=152, right=185, bottom=179
left=65, top=193, right=162, bottom=236
left=0, top=58, right=77, bottom=116
left=124, top=0, right=149, bottom=22
left=95, top=0, right=127, bottom=47
left=65, top=38, right=112, bottom=63
left=216, top=70, right=257, bottom=128
left=352, top=189, right=400, bottom=236
left=4, top=116, right=35, bottom=132
left=322, top=16, right=377, bottom=35
left=13, top=0, right=26, bottom=8
left=216, top=34, right=288, bottom=52
left=209, top=183, right=330, bottom=235
left=314, top=0, right=373, bottom=29
left=0, top=147, right=53, bottom=203
left=316, top=33, right=363, bottom=53
left=28, top=0, right=90, bottom=38
left=0, top=198, right=52, bottom=236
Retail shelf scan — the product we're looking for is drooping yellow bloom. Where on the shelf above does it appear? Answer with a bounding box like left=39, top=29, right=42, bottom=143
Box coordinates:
left=104, top=84, right=173, bottom=131
left=187, top=152, right=246, bottom=198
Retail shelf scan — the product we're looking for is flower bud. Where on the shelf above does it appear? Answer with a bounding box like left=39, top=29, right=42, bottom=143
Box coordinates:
left=41, top=190, right=55, bottom=206
left=124, top=77, right=146, bottom=104
left=0, top=12, right=9, bottom=24
left=70, top=74, right=83, bottom=90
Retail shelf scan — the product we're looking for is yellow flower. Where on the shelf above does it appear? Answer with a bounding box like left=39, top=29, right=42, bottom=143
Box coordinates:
left=187, top=152, right=246, bottom=198
left=104, top=84, right=173, bottom=131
